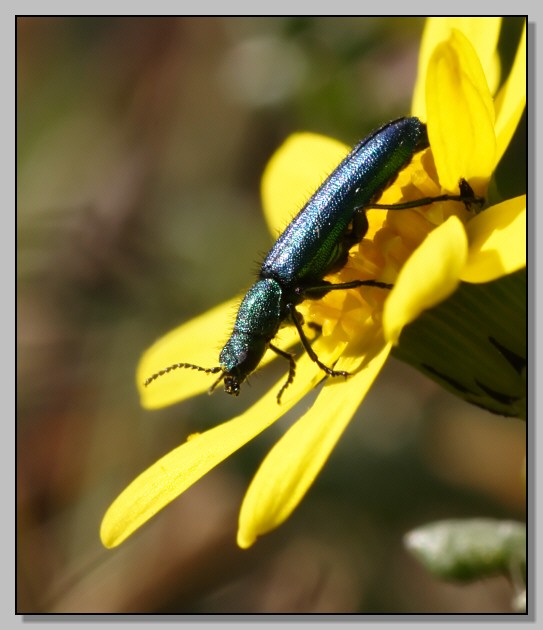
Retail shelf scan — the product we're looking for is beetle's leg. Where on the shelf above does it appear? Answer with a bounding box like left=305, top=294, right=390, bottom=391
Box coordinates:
left=365, top=179, right=484, bottom=212
left=269, top=343, right=297, bottom=404
left=303, top=278, right=393, bottom=297
left=350, top=206, right=370, bottom=241
left=287, top=303, right=349, bottom=379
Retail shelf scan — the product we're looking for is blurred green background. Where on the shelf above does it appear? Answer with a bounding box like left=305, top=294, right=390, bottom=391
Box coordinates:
left=17, top=17, right=526, bottom=613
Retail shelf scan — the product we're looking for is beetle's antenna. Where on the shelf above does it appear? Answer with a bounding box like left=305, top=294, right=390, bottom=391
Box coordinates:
left=144, top=363, right=222, bottom=387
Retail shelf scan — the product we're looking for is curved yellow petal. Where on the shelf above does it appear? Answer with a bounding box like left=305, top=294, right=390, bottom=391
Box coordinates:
left=461, top=196, right=526, bottom=283
left=412, top=17, right=501, bottom=118
left=494, top=22, right=526, bottom=164
left=426, top=30, right=496, bottom=194
left=237, top=340, right=391, bottom=549
left=261, top=133, right=350, bottom=236
left=102, top=353, right=324, bottom=548
left=137, top=299, right=237, bottom=408
left=137, top=299, right=301, bottom=409
left=383, top=216, right=468, bottom=344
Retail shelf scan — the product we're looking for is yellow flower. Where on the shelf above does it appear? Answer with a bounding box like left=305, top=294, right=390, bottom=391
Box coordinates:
left=101, top=18, right=526, bottom=550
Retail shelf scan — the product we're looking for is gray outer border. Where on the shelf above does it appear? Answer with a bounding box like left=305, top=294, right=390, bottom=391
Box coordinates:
left=11, top=6, right=535, bottom=629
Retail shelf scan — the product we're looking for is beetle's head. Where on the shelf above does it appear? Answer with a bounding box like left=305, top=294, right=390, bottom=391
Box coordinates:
left=213, top=333, right=268, bottom=397
left=223, top=373, right=241, bottom=396
left=207, top=365, right=245, bottom=397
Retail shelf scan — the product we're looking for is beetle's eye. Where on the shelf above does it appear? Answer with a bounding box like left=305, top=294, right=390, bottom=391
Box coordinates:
left=224, top=376, right=240, bottom=396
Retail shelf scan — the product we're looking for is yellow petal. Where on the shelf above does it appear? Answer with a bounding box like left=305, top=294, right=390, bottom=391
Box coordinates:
left=137, top=299, right=300, bottom=409
left=494, top=21, right=526, bottom=164
left=426, top=30, right=496, bottom=194
left=412, top=17, right=502, bottom=118
left=261, top=133, right=350, bottom=236
left=237, top=339, right=391, bottom=549
left=383, top=216, right=468, bottom=344
left=101, top=353, right=324, bottom=548
left=137, top=299, right=237, bottom=408
left=461, top=195, right=526, bottom=283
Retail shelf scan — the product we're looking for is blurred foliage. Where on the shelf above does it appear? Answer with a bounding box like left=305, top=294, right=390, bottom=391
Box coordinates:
left=404, top=518, right=525, bottom=610
left=17, top=17, right=526, bottom=613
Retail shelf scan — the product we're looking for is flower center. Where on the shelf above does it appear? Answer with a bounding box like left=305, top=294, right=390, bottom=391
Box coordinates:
left=299, top=148, right=474, bottom=347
